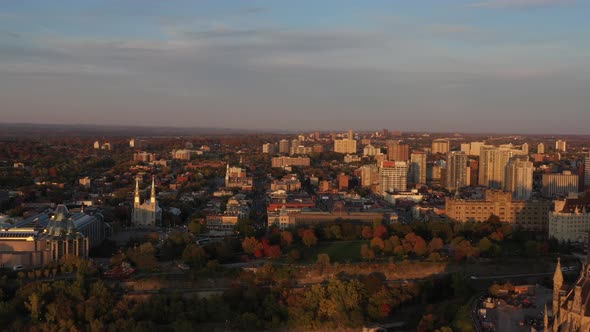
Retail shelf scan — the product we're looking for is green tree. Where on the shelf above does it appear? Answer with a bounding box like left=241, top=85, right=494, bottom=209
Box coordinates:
left=188, top=220, right=205, bottom=234
left=478, top=237, right=493, bottom=254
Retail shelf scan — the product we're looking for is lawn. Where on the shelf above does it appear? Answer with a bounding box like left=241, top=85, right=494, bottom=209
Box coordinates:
left=300, top=240, right=364, bottom=264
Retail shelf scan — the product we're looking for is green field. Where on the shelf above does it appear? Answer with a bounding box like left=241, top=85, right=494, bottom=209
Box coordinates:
left=300, top=240, right=364, bottom=263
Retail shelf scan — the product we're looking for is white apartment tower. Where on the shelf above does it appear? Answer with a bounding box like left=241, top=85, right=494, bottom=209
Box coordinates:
left=446, top=151, right=468, bottom=191
left=505, top=156, right=534, bottom=200
left=379, top=161, right=408, bottom=193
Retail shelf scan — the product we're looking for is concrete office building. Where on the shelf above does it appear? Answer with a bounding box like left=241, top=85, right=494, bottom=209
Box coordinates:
left=542, top=171, right=579, bottom=198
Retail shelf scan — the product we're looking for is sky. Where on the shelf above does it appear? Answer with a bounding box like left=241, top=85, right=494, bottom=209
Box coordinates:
left=0, top=0, right=589, bottom=134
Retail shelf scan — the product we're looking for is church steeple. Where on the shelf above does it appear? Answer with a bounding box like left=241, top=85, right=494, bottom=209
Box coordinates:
left=553, top=257, right=564, bottom=316
left=150, top=175, right=156, bottom=203
left=134, top=176, right=140, bottom=204
left=544, top=303, right=549, bottom=329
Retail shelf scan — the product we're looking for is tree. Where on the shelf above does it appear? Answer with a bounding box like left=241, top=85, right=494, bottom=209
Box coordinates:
left=374, top=225, right=388, bottom=239
left=182, top=243, right=208, bottom=266
left=361, top=226, right=373, bottom=239
left=370, top=237, right=385, bottom=252
left=268, top=245, right=282, bottom=260
left=188, top=220, right=205, bottom=234
left=288, top=249, right=301, bottom=262
left=127, top=243, right=158, bottom=271
left=317, top=253, right=330, bottom=266
left=301, top=229, right=318, bottom=247
left=25, top=292, right=43, bottom=321
left=428, top=237, right=444, bottom=253
left=242, top=236, right=262, bottom=255
left=280, top=231, right=294, bottom=246
left=478, top=237, right=493, bottom=254
left=361, top=244, right=376, bottom=261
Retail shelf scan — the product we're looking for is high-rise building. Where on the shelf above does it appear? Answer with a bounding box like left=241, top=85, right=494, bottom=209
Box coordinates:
left=271, top=157, right=311, bottom=168
left=363, top=144, right=381, bottom=156
left=556, top=140, right=567, bottom=152
left=521, top=143, right=529, bottom=155
left=313, top=131, right=320, bottom=140
left=262, top=143, right=274, bottom=154
left=386, top=140, right=409, bottom=161
left=479, top=145, right=526, bottom=189
left=446, top=151, right=468, bottom=191
left=379, top=161, right=408, bottom=193
left=410, top=151, right=427, bottom=185
left=348, top=129, right=354, bottom=140
left=505, top=156, right=533, bottom=200
left=360, top=164, right=379, bottom=188
left=585, top=155, right=590, bottom=191
left=279, top=139, right=290, bottom=154
left=542, top=171, right=579, bottom=197
left=432, top=139, right=450, bottom=154
left=470, top=142, right=485, bottom=156
left=334, top=139, right=357, bottom=154
left=460, top=143, right=471, bottom=155
left=467, top=160, right=478, bottom=186
left=537, top=143, right=545, bottom=154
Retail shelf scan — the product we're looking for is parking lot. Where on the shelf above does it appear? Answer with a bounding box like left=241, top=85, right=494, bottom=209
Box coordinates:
left=476, top=285, right=552, bottom=332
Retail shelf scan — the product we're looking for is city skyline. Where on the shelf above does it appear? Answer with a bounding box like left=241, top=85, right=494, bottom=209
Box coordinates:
left=1, top=1, right=590, bottom=133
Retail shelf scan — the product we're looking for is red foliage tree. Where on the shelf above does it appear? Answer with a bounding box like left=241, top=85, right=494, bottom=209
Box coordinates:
left=268, top=245, right=281, bottom=259
left=362, top=226, right=373, bottom=239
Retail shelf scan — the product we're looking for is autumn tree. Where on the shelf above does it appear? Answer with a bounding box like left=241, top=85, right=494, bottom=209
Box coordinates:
left=361, top=226, right=373, bottom=239
left=361, top=244, right=376, bottom=261
left=280, top=231, right=294, bottom=246
left=301, top=229, right=318, bottom=247
left=242, top=236, right=262, bottom=255
left=268, top=245, right=282, bottom=260
left=428, top=237, right=444, bottom=253
left=182, top=243, right=208, bottom=266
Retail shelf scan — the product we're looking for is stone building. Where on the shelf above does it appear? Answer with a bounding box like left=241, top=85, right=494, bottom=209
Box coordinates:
left=132, top=176, right=161, bottom=227
left=548, top=255, right=590, bottom=331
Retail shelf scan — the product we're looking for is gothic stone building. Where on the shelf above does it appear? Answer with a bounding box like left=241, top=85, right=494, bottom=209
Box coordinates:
left=549, top=257, right=590, bottom=331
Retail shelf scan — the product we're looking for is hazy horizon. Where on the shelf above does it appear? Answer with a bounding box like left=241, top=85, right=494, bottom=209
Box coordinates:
left=1, top=1, right=589, bottom=134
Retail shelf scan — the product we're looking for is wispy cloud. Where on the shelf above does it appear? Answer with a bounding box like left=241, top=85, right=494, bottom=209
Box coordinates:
left=469, top=0, right=575, bottom=9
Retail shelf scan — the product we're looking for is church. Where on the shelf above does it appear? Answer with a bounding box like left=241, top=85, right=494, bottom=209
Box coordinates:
left=132, top=176, right=161, bottom=227
left=548, top=254, right=590, bottom=331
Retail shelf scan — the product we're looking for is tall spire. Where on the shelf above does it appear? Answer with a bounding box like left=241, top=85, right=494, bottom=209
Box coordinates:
left=134, top=176, right=140, bottom=204
left=543, top=303, right=549, bottom=329
left=150, top=175, right=156, bottom=203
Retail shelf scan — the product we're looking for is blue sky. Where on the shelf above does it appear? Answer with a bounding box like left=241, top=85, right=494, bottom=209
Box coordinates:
left=0, top=0, right=589, bottom=133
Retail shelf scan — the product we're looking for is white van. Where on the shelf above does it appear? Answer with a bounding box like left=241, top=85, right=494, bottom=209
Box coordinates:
left=12, top=265, right=24, bottom=271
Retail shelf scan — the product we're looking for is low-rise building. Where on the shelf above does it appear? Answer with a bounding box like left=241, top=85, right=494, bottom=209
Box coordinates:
left=446, top=190, right=550, bottom=232
left=549, top=193, right=590, bottom=243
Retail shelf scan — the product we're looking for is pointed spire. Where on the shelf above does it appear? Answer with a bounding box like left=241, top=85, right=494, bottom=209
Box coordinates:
left=150, top=175, right=156, bottom=203
left=543, top=303, right=549, bottom=328
left=554, top=257, right=564, bottom=290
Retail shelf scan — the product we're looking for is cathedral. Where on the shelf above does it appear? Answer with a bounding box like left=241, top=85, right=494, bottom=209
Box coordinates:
left=548, top=254, right=590, bottom=331
left=132, top=176, right=161, bottom=227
